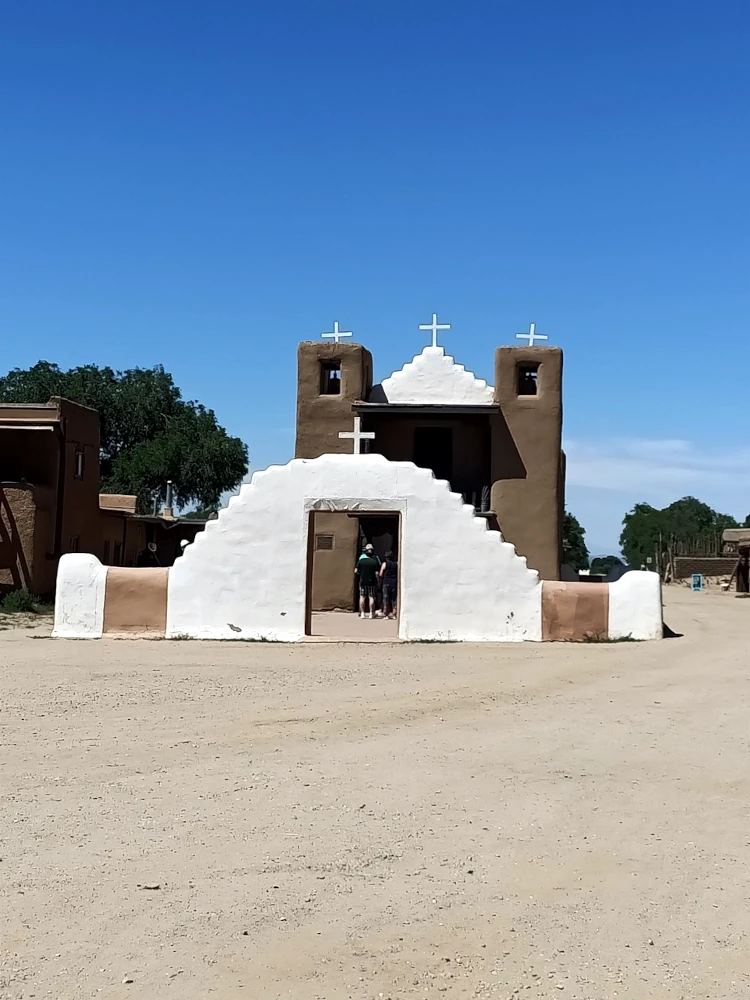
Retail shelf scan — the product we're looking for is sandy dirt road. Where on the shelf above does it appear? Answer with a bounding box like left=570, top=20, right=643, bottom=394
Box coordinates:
left=2, top=588, right=750, bottom=999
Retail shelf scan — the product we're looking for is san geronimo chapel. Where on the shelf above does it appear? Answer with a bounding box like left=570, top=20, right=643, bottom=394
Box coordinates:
left=52, top=316, right=662, bottom=643
left=299, top=321, right=564, bottom=612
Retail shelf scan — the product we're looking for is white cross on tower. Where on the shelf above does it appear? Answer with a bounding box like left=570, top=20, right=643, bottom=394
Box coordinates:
left=338, top=415, right=375, bottom=454
left=322, top=320, right=352, bottom=344
left=516, top=322, right=548, bottom=347
left=419, top=312, right=451, bottom=349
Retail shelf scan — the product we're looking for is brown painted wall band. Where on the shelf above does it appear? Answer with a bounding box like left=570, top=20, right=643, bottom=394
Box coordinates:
left=103, top=567, right=168, bottom=635
left=542, top=581, right=609, bottom=642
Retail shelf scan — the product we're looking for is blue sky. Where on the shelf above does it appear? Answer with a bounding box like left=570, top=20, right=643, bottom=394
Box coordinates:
left=2, top=1, right=749, bottom=553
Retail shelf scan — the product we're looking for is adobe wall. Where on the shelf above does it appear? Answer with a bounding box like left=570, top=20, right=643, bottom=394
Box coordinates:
left=295, top=342, right=373, bottom=458
left=55, top=398, right=102, bottom=559
left=31, top=486, right=56, bottom=596
left=673, top=556, right=736, bottom=580
left=103, top=567, right=168, bottom=634
left=53, top=457, right=663, bottom=643
left=0, top=485, right=37, bottom=593
left=310, top=511, right=359, bottom=610
left=491, top=347, right=563, bottom=581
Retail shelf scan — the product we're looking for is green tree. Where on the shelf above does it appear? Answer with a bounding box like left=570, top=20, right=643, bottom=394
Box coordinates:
left=562, top=511, right=589, bottom=570
left=180, top=504, right=219, bottom=520
left=590, top=554, right=624, bottom=575
left=0, top=361, right=248, bottom=511
left=620, top=496, right=739, bottom=569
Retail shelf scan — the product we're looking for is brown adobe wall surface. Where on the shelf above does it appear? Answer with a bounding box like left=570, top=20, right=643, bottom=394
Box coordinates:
left=310, top=512, right=359, bottom=610
left=295, top=342, right=373, bottom=458
left=542, top=581, right=609, bottom=641
left=673, top=557, right=736, bottom=580
left=491, top=347, right=563, bottom=581
left=0, top=485, right=37, bottom=593
left=102, top=567, right=168, bottom=635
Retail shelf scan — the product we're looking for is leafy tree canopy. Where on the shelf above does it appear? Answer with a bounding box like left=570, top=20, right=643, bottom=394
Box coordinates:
left=620, top=496, right=739, bottom=568
left=562, top=511, right=589, bottom=570
left=590, top=554, right=624, bottom=575
left=180, top=504, right=220, bottom=520
left=0, top=360, right=248, bottom=512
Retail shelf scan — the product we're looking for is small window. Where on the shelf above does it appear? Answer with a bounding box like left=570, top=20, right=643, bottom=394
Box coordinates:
left=320, top=361, right=342, bottom=395
left=518, top=364, right=539, bottom=396
left=315, top=534, right=334, bottom=551
left=74, top=447, right=85, bottom=479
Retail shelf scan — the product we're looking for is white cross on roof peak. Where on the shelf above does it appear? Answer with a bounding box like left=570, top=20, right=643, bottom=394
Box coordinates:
left=419, top=312, right=451, bottom=349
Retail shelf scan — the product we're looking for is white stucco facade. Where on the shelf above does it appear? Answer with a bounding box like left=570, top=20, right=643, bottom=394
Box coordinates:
left=608, top=569, right=663, bottom=641
left=166, top=454, right=541, bottom=641
left=375, top=346, right=495, bottom=405
left=52, top=553, right=107, bottom=638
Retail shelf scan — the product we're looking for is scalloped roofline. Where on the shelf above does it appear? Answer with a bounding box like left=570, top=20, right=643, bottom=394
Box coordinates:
left=371, top=345, right=495, bottom=405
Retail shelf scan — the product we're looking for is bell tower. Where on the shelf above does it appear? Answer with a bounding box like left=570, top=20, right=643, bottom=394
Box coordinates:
left=295, top=341, right=373, bottom=458
left=491, top=345, right=564, bottom=580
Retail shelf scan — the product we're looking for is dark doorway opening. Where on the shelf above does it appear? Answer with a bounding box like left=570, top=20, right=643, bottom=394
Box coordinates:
left=305, top=511, right=401, bottom=639
left=413, top=426, right=453, bottom=483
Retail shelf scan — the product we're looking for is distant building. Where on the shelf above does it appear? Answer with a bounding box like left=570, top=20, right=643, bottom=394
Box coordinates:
left=296, top=338, right=564, bottom=610
left=0, top=398, right=205, bottom=597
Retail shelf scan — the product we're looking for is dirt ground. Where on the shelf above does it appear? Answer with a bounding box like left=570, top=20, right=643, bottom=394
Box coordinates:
left=3, top=588, right=750, bottom=999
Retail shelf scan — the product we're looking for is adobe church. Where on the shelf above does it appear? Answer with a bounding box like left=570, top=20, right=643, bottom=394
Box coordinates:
left=297, top=317, right=565, bottom=611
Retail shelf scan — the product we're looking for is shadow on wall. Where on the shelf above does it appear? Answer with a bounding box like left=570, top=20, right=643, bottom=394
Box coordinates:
left=491, top=411, right=527, bottom=481
left=0, top=486, right=31, bottom=591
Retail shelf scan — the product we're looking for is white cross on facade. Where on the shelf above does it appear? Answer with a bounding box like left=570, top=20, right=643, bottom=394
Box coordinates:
left=322, top=320, right=352, bottom=344
left=516, top=322, right=548, bottom=347
left=338, top=415, right=375, bottom=454
left=419, top=312, right=451, bottom=349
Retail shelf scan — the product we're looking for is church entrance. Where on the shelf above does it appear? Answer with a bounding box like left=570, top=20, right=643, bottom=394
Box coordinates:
left=306, top=510, right=401, bottom=640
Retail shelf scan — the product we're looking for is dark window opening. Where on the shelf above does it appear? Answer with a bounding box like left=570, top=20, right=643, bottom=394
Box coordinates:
left=113, top=541, right=122, bottom=566
left=315, top=533, right=334, bottom=551
left=320, top=361, right=342, bottom=395
left=74, top=447, right=85, bottom=479
left=103, top=540, right=111, bottom=564
left=518, top=364, right=539, bottom=396
left=413, top=427, right=453, bottom=483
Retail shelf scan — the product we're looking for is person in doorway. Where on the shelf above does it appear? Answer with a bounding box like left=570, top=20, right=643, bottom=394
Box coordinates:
left=355, top=543, right=380, bottom=619
left=379, top=550, right=398, bottom=619
left=136, top=541, right=161, bottom=568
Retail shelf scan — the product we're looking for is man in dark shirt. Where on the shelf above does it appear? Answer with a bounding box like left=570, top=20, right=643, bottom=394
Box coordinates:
left=379, top=550, right=398, bottom=619
left=356, top=543, right=380, bottom=619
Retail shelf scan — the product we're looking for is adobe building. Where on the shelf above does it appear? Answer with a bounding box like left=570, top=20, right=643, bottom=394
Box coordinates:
left=0, top=398, right=205, bottom=597
left=51, top=320, right=663, bottom=644
left=296, top=331, right=565, bottom=610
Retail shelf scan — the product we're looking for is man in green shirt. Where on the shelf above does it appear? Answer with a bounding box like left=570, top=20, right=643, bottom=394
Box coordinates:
left=355, top=543, right=380, bottom=619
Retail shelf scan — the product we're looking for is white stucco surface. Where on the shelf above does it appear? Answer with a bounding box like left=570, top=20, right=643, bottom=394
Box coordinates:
left=375, top=346, right=495, bottom=405
left=608, top=571, right=663, bottom=641
left=52, top=553, right=107, bottom=639
left=166, top=454, right=542, bottom=642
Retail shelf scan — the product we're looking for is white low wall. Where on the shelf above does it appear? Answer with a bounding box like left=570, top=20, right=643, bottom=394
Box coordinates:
left=52, top=553, right=107, bottom=639
left=51, top=457, right=664, bottom=644
left=608, top=571, right=663, bottom=641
